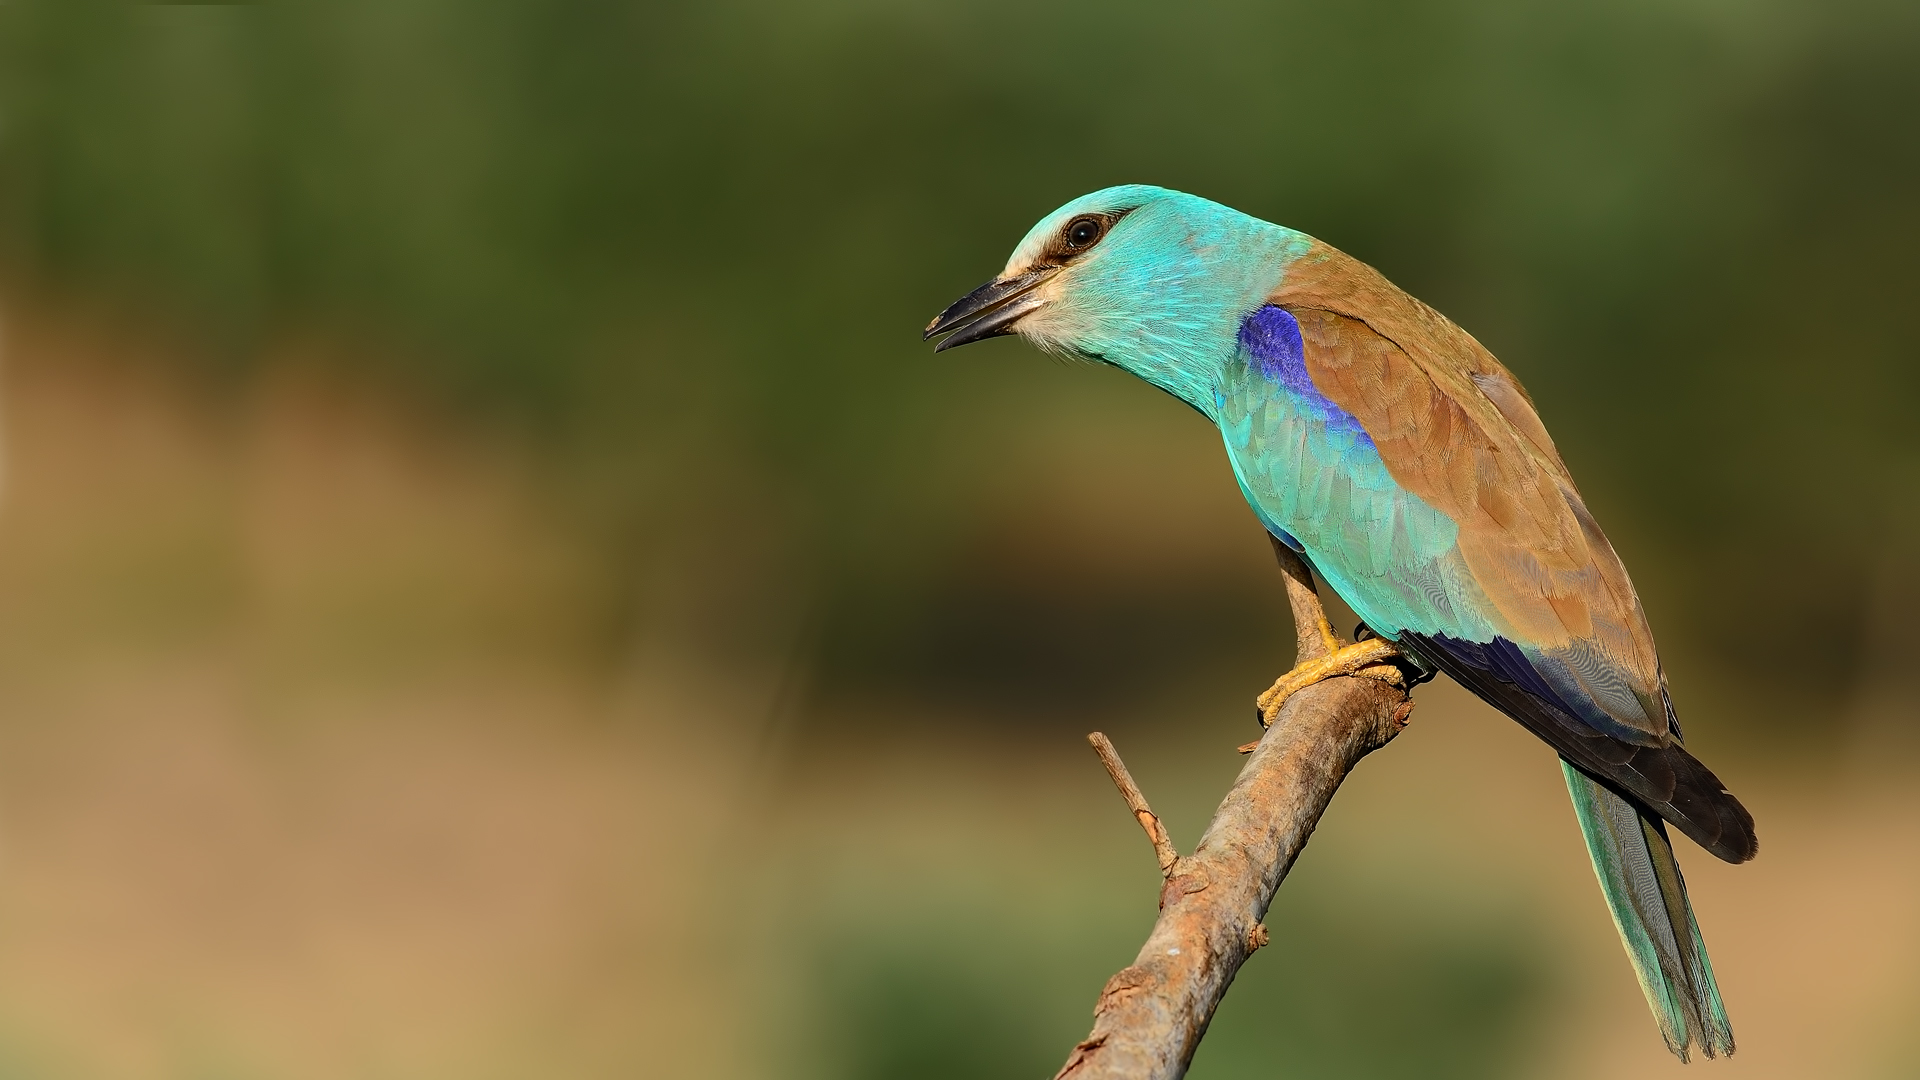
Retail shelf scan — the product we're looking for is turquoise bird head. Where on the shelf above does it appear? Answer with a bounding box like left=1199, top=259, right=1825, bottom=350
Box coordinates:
left=925, top=185, right=1311, bottom=415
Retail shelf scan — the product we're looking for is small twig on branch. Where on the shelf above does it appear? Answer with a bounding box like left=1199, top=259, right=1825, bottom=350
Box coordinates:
left=1054, top=539, right=1416, bottom=1080
left=1089, top=733, right=1182, bottom=877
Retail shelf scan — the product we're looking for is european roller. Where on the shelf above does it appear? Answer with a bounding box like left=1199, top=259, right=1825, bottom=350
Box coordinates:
left=925, top=185, right=1755, bottom=1061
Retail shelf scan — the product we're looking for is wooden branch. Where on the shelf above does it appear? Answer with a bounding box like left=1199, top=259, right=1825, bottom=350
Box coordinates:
left=1089, top=733, right=1181, bottom=877
left=1055, top=539, right=1416, bottom=1080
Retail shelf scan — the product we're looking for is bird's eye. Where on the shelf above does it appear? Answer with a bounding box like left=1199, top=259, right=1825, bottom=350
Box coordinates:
left=1064, top=216, right=1105, bottom=249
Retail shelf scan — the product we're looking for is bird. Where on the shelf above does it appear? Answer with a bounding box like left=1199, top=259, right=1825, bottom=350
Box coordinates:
left=924, top=184, right=1755, bottom=1062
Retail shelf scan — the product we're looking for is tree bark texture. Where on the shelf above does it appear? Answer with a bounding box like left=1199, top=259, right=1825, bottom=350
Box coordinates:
left=1055, top=542, right=1415, bottom=1080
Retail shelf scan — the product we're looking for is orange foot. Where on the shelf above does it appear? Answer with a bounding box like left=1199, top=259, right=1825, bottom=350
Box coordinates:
left=1255, top=637, right=1406, bottom=727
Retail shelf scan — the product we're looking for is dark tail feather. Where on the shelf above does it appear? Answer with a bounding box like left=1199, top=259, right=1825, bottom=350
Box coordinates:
left=1397, top=631, right=1757, bottom=863
left=1562, top=760, right=1735, bottom=1062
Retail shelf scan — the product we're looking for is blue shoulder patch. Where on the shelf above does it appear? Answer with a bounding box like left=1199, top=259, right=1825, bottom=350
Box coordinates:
left=1237, top=306, right=1374, bottom=450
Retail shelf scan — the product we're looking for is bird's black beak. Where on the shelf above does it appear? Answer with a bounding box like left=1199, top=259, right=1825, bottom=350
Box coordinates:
left=922, top=267, right=1056, bottom=352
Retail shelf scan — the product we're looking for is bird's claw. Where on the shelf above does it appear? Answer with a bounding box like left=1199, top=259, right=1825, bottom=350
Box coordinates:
left=1255, top=637, right=1407, bottom=727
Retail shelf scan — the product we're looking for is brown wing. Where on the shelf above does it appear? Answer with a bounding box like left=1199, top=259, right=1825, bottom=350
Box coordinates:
left=1271, top=241, right=1668, bottom=742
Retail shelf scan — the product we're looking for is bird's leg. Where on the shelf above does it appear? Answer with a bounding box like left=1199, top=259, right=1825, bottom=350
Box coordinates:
left=1257, top=535, right=1411, bottom=729
left=1255, top=636, right=1406, bottom=726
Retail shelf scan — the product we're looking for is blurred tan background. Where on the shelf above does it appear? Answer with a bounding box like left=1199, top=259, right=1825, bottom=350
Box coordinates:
left=0, top=2, right=1915, bottom=1078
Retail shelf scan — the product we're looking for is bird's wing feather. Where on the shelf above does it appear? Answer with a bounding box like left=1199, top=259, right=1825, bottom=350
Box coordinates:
left=1220, top=250, right=1755, bottom=861
left=1269, top=242, right=1669, bottom=742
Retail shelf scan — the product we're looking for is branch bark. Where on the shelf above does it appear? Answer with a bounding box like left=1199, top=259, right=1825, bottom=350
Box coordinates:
left=1055, top=539, right=1416, bottom=1080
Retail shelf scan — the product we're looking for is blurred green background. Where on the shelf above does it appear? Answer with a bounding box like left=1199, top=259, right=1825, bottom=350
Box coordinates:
left=0, top=1, right=1914, bottom=1077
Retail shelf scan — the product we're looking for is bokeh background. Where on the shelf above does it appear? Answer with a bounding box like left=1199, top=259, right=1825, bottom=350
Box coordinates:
left=0, top=1, right=1914, bottom=1077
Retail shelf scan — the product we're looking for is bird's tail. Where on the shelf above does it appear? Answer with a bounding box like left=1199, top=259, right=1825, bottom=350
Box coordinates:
left=1561, top=759, right=1735, bottom=1062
